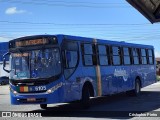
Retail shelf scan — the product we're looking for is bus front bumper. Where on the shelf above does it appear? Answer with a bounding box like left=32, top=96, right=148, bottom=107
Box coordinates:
left=10, top=91, right=63, bottom=105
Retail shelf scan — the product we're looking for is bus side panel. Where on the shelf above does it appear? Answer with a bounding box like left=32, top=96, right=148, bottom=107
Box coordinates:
left=100, top=66, right=117, bottom=95
left=64, top=66, right=82, bottom=102
left=120, top=66, right=133, bottom=92
left=64, top=66, right=96, bottom=102
left=140, top=65, right=156, bottom=88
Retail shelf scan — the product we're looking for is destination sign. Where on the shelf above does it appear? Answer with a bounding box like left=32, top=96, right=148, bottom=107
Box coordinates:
left=15, top=38, right=48, bottom=47
left=13, top=53, right=29, bottom=57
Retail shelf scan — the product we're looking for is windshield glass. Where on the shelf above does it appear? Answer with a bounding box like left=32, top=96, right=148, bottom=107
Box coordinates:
left=10, top=48, right=61, bottom=80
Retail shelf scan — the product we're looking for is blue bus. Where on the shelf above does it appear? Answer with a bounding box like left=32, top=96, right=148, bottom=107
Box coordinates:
left=3, top=34, right=156, bottom=109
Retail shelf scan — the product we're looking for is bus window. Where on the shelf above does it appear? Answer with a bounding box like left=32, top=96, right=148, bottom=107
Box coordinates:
left=98, top=45, right=109, bottom=65
left=148, top=49, right=154, bottom=64
left=141, top=49, right=147, bottom=64
left=65, top=51, right=78, bottom=68
left=84, top=44, right=93, bottom=54
left=81, top=43, right=97, bottom=66
left=132, top=48, right=140, bottom=65
left=62, top=41, right=79, bottom=79
left=111, top=46, right=121, bottom=65
left=123, top=47, right=131, bottom=65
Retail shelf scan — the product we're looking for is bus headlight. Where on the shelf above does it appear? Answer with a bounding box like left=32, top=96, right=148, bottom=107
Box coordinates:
left=47, top=89, right=52, bottom=94
left=9, top=87, right=18, bottom=95
left=46, top=82, right=63, bottom=94
left=46, top=87, right=56, bottom=94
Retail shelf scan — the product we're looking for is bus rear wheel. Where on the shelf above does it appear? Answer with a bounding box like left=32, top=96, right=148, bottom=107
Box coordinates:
left=40, top=104, right=47, bottom=109
left=127, top=79, right=141, bottom=96
left=134, top=79, right=141, bottom=96
left=81, top=85, right=90, bottom=109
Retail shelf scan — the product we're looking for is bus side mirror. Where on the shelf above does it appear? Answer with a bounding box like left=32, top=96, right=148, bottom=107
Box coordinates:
left=3, top=52, right=10, bottom=73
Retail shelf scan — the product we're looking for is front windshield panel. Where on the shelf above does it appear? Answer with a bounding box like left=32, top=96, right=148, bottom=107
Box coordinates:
left=10, top=48, right=61, bottom=80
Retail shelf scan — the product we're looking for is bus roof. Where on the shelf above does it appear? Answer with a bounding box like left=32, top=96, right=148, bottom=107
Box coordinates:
left=58, top=34, right=154, bottom=49
left=10, top=34, right=154, bottom=49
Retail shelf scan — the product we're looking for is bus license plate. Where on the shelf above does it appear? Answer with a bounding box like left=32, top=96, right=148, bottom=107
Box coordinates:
left=27, top=98, right=36, bottom=102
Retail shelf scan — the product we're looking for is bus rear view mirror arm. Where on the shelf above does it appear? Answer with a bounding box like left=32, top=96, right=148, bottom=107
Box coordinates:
left=3, top=52, right=11, bottom=73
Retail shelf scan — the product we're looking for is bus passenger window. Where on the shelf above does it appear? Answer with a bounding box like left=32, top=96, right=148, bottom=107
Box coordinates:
left=148, top=49, right=154, bottom=64
left=84, top=44, right=93, bottom=54
left=132, top=48, right=140, bottom=65
left=82, top=43, right=96, bottom=66
left=98, top=45, right=109, bottom=65
left=111, top=46, right=121, bottom=65
left=123, top=47, right=131, bottom=65
left=141, top=49, right=147, bottom=64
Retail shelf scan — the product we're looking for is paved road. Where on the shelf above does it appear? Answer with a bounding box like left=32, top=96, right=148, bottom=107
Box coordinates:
left=0, top=82, right=160, bottom=119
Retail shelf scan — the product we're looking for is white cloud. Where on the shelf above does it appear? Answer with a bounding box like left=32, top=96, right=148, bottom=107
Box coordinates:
left=155, top=51, right=160, bottom=58
left=5, top=7, right=26, bottom=15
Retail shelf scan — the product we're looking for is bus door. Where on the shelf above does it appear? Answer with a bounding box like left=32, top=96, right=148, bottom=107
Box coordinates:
left=61, top=40, right=80, bottom=101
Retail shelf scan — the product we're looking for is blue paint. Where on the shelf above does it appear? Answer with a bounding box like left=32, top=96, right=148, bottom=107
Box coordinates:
left=7, top=34, right=156, bottom=105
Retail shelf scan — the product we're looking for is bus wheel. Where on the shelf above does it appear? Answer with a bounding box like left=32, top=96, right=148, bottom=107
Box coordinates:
left=134, top=79, right=141, bottom=96
left=127, top=79, right=141, bottom=96
left=1, top=81, right=4, bottom=85
left=81, top=85, right=90, bottom=109
left=40, top=104, right=47, bottom=109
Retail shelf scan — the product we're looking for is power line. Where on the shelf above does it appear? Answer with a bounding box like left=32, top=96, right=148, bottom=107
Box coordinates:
left=0, top=20, right=150, bottom=26
left=1, top=0, right=130, bottom=8
left=32, top=0, right=126, bottom=5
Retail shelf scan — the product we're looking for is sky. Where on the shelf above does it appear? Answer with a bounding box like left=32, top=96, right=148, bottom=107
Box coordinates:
left=0, top=0, right=160, bottom=57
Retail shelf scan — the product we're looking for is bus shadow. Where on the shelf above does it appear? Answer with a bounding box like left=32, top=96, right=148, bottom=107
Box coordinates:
left=27, top=91, right=160, bottom=118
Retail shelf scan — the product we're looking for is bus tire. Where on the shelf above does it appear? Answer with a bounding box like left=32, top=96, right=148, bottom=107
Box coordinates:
left=127, top=79, right=141, bottom=96
left=81, top=85, right=90, bottom=109
left=40, top=104, right=47, bottom=109
left=1, top=81, right=4, bottom=85
left=134, top=79, right=141, bottom=96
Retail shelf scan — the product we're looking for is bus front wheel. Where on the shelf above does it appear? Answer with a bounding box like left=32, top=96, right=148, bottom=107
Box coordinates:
left=81, top=85, right=90, bottom=109
left=40, top=104, right=47, bottom=109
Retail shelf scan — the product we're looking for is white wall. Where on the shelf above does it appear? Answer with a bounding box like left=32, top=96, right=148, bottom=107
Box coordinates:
left=0, top=62, right=9, bottom=77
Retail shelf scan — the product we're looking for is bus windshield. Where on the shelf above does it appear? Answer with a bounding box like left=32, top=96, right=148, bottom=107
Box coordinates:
left=10, top=48, right=61, bottom=80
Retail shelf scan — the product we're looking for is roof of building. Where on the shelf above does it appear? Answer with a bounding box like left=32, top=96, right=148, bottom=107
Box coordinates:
left=127, top=0, right=160, bottom=23
left=156, top=58, right=160, bottom=62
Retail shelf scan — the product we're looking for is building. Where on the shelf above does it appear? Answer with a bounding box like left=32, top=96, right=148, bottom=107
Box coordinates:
left=156, top=58, right=160, bottom=76
left=0, top=42, right=9, bottom=77
left=156, top=58, right=160, bottom=65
